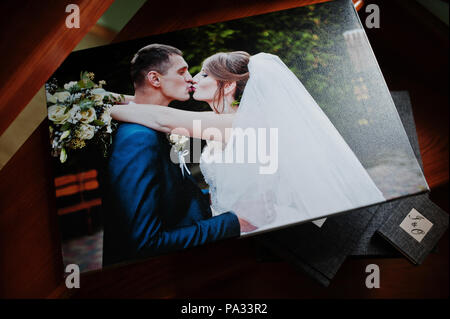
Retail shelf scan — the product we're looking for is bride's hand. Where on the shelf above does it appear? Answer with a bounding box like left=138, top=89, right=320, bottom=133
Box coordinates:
left=237, top=217, right=257, bottom=233
left=110, top=105, right=124, bottom=120
left=232, top=190, right=276, bottom=231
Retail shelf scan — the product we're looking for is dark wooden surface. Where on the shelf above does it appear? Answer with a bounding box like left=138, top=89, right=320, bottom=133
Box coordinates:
left=0, top=0, right=112, bottom=298
left=0, top=0, right=447, bottom=299
left=0, top=0, right=114, bottom=137
left=0, top=121, right=64, bottom=298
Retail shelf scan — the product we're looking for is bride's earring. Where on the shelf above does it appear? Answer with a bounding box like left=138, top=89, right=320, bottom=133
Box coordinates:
left=224, top=95, right=236, bottom=113
left=223, top=82, right=238, bottom=112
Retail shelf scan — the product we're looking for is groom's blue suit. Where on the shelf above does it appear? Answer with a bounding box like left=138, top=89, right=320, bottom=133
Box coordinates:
left=102, top=123, right=240, bottom=266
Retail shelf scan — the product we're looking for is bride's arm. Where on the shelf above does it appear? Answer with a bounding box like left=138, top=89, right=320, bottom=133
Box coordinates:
left=111, top=104, right=235, bottom=142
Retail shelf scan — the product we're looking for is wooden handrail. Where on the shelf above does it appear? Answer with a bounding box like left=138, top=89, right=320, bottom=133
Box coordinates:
left=0, top=0, right=114, bottom=137
left=58, top=198, right=102, bottom=215
left=54, top=169, right=98, bottom=187
left=54, top=169, right=102, bottom=216
left=55, top=180, right=99, bottom=198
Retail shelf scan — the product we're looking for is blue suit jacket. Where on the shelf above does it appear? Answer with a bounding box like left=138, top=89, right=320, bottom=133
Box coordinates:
left=102, top=123, right=240, bottom=266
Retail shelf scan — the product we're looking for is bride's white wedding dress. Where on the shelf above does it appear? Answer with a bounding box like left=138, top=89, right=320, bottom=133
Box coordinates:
left=199, top=53, right=385, bottom=233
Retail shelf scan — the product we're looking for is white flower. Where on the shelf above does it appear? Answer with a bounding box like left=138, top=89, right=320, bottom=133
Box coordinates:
left=91, top=88, right=107, bottom=102
left=46, top=92, right=57, bottom=104
left=60, top=130, right=70, bottom=141
left=100, top=110, right=112, bottom=126
left=54, top=91, right=71, bottom=102
left=80, top=107, right=97, bottom=124
left=101, top=110, right=113, bottom=133
left=169, top=133, right=189, bottom=152
left=179, top=136, right=189, bottom=144
left=75, top=124, right=95, bottom=140
left=48, top=104, right=71, bottom=125
left=60, top=148, right=67, bottom=163
left=64, top=81, right=78, bottom=90
left=68, top=105, right=82, bottom=124
left=169, top=134, right=180, bottom=143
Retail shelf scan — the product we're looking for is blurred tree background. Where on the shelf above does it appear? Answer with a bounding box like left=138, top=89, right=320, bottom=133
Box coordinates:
left=53, top=0, right=357, bottom=116
left=50, top=0, right=427, bottom=202
left=175, top=1, right=355, bottom=116
left=52, top=0, right=360, bottom=171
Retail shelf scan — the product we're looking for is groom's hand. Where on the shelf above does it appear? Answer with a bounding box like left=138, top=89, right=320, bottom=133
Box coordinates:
left=237, top=217, right=257, bottom=233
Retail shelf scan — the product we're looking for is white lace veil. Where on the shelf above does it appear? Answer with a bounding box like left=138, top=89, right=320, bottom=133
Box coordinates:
left=211, top=53, right=385, bottom=229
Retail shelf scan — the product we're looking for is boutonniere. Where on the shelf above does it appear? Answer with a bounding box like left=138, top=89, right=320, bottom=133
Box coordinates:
left=167, top=133, right=191, bottom=177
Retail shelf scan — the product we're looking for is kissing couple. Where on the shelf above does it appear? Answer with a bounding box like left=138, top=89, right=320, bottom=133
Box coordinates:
left=102, top=44, right=384, bottom=266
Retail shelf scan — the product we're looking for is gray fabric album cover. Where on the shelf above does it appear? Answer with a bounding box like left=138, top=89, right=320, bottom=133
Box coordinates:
left=257, top=91, right=434, bottom=285
left=352, top=91, right=425, bottom=256
left=257, top=206, right=377, bottom=287
left=377, top=195, right=448, bottom=264
left=47, top=0, right=431, bottom=274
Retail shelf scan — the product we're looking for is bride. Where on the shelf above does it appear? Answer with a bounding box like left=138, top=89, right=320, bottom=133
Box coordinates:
left=111, top=51, right=385, bottom=233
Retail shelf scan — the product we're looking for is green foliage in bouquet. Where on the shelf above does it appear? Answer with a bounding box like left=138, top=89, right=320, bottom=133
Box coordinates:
left=45, top=71, right=124, bottom=163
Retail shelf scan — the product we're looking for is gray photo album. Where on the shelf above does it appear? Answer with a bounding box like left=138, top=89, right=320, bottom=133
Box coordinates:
left=45, top=0, right=431, bottom=273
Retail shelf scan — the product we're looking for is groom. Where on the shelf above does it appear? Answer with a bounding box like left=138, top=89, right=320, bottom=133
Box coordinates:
left=102, top=44, right=242, bottom=267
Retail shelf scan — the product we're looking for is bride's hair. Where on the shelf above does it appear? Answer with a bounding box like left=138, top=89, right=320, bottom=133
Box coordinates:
left=202, top=51, right=250, bottom=113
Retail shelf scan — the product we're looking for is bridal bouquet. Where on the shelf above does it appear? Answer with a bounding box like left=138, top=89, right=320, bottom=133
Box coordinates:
left=45, top=71, right=124, bottom=163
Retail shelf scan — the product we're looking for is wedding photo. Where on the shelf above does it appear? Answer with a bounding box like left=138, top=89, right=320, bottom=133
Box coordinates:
left=45, top=0, right=428, bottom=273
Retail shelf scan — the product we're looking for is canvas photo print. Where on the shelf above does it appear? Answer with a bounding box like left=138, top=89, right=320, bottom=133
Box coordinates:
left=46, top=0, right=428, bottom=272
